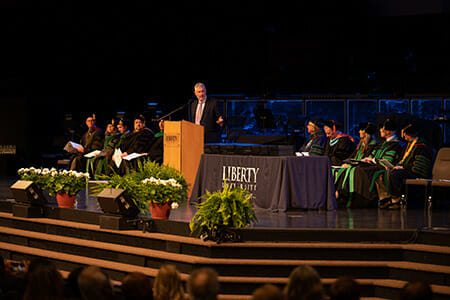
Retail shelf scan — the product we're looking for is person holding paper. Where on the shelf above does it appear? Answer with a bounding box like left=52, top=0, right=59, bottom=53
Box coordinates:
left=91, top=119, right=121, bottom=176
left=379, top=124, right=433, bottom=209
left=298, top=116, right=327, bottom=156
left=190, top=82, right=224, bottom=143
left=115, top=114, right=154, bottom=173
left=334, top=122, right=378, bottom=207
left=69, top=114, right=104, bottom=172
left=342, top=119, right=404, bottom=207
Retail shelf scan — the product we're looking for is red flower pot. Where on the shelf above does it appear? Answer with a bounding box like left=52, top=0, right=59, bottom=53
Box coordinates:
left=149, top=202, right=171, bottom=219
left=56, top=192, right=76, bottom=208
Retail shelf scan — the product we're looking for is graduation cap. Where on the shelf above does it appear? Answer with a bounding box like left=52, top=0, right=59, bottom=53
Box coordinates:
left=401, top=123, right=419, bottom=137
left=307, top=116, right=323, bottom=128
left=359, top=122, right=376, bottom=135
left=118, top=118, right=129, bottom=127
left=134, top=114, right=146, bottom=122
left=381, top=118, right=396, bottom=131
left=323, top=120, right=342, bottom=131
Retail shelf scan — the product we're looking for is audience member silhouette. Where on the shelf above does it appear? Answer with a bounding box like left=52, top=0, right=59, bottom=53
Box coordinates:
left=252, top=284, right=284, bottom=300
left=329, top=276, right=360, bottom=300
left=78, top=266, right=113, bottom=300
left=23, top=259, right=65, bottom=300
left=153, top=264, right=184, bottom=300
left=187, top=267, right=219, bottom=300
left=121, top=271, right=154, bottom=300
left=284, top=265, right=325, bottom=300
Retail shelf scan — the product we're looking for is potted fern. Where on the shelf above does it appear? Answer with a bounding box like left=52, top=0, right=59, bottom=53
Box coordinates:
left=190, top=182, right=258, bottom=242
left=95, top=159, right=188, bottom=219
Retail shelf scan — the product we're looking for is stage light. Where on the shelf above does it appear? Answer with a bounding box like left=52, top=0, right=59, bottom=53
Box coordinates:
left=10, top=180, right=46, bottom=206
left=97, top=188, right=140, bottom=218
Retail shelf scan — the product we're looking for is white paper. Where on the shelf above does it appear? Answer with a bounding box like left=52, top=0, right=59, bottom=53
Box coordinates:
left=112, top=148, right=122, bottom=168
left=123, top=153, right=147, bottom=161
left=295, top=152, right=310, bottom=157
left=84, top=150, right=101, bottom=158
left=64, top=141, right=84, bottom=153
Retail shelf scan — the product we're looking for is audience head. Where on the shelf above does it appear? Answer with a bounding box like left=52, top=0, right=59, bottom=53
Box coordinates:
left=153, top=264, right=184, bottom=300
left=380, top=118, right=396, bottom=138
left=121, top=271, right=154, bottom=300
left=78, top=266, right=113, bottom=300
left=117, top=118, right=129, bottom=134
left=23, top=258, right=65, bottom=300
left=187, top=267, right=219, bottom=300
left=399, top=281, right=432, bottom=300
left=65, top=266, right=84, bottom=299
left=134, top=114, right=146, bottom=132
left=284, top=265, right=325, bottom=300
left=329, top=276, right=360, bottom=300
left=194, top=82, right=207, bottom=102
left=252, top=284, right=284, bottom=300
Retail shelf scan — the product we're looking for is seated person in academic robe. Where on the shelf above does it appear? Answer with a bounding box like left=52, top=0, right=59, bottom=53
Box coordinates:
left=342, top=118, right=404, bottom=207
left=334, top=122, right=378, bottom=207
left=116, top=118, right=131, bottom=148
left=148, top=120, right=164, bottom=165
left=323, top=120, right=356, bottom=166
left=379, top=124, right=433, bottom=209
left=69, top=114, right=104, bottom=172
left=114, top=114, right=155, bottom=174
left=298, top=117, right=327, bottom=156
left=90, top=119, right=121, bottom=176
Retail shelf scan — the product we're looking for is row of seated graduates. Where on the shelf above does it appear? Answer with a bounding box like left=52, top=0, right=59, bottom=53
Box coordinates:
left=68, top=114, right=163, bottom=178
left=299, top=116, right=435, bottom=209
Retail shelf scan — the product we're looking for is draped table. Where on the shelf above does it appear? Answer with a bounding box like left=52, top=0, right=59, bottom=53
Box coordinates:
left=189, top=154, right=336, bottom=211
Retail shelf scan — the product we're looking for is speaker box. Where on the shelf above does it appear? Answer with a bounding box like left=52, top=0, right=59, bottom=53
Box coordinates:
left=10, top=180, right=47, bottom=206
left=96, top=188, right=140, bottom=218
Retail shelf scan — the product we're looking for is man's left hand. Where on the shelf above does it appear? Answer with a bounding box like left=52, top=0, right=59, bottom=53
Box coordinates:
left=216, top=116, right=224, bottom=125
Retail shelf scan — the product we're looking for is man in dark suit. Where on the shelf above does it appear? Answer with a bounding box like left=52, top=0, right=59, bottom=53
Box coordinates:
left=190, top=82, right=224, bottom=143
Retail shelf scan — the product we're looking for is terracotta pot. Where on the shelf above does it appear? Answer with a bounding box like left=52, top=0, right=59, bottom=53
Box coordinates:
left=149, top=202, right=171, bottom=219
left=56, top=192, right=76, bottom=208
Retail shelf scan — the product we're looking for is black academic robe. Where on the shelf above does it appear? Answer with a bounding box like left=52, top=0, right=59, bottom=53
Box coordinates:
left=116, top=128, right=155, bottom=174
left=323, top=135, right=356, bottom=166
left=70, top=128, right=104, bottom=172
left=299, top=131, right=327, bottom=156
left=345, top=137, right=404, bottom=207
left=387, top=138, right=433, bottom=197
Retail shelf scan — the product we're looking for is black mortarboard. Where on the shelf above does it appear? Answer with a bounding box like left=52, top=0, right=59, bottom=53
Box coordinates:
left=323, top=120, right=341, bottom=131
left=118, top=118, right=129, bottom=127
left=359, top=122, right=376, bottom=135
left=134, top=114, right=146, bottom=122
left=381, top=118, right=396, bottom=131
left=307, top=116, right=323, bottom=128
left=402, top=123, right=419, bottom=137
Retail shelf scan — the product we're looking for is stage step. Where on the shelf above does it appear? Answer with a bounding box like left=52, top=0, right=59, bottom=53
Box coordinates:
left=0, top=225, right=449, bottom=284
left=1, top=240, right=449, bottom=299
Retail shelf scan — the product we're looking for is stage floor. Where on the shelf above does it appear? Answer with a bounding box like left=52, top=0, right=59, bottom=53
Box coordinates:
left=1, top=177, right=449, bottom=231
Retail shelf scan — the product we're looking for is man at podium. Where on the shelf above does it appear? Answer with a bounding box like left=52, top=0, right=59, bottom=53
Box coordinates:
left=190, top=82, right=224, bottom=143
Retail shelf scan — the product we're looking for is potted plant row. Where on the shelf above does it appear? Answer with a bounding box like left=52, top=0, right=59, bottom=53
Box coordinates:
left=94, top=159, right=188, bottom=219
left=17, top=167, right=90, bottom=208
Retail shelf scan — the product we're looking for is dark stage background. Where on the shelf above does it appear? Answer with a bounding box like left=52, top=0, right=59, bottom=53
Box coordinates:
left=1, top=2, right=450, bottom=175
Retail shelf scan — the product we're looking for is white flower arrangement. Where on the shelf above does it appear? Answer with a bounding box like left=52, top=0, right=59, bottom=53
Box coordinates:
left=142, top=177, right=183, bottom=189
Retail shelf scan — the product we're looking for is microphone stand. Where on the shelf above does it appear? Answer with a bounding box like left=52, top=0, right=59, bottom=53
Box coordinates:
left=152, top=99, right=193, bottom=122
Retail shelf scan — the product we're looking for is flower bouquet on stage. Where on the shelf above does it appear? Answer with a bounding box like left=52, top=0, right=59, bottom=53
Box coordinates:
left=94, top=159, right=188, bottom=219
left=18, top=167, right=90, bottom=208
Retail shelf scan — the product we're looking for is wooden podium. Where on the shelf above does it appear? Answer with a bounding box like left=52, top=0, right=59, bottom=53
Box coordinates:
left=163, top=121, right=204, bottom=196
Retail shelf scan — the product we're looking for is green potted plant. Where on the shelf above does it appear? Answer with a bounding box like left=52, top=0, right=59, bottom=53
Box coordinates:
left=190, top=182, right=258, bottom=242
left=95, top=159, right=188, bottom=219
left=18, top=167, right=90, bottom=208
